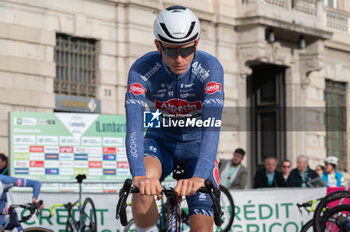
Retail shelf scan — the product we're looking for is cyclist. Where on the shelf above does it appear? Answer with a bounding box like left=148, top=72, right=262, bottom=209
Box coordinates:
left=322, top=156, right=345, bottom=187
left=0, top=175, right=43, bottom=231
left=125, top=5, right=224, bottom=232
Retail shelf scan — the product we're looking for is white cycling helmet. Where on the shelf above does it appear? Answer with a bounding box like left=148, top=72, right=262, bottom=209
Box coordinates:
left=154, top=5, right=200, bottom=45
left=325, top=156, right=338, bottom=166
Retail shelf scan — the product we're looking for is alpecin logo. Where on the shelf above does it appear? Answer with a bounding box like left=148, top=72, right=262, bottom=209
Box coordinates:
left=155, top=99, right=202, bottom=115
left=204, top=82, right=221, bottom=94
left=128, top=83, right=146, bottom=95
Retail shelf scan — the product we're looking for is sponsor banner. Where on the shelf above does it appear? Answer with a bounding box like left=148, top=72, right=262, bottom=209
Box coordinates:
left=88, top=168, right=103, bottom=176
left=13, top=135, right=35, bottom=145
left=74, top=146, right=88, bottom=153
left=103, top=169, right=116, bottom=175
left=45, top=168, right=59, bottom=175
left=14, top=160, right=29, bottom=168
left=117, top=162, right=129, bottom=168
left=45, top=153, right=59, bottom=160
left=29, top=161, right=44, bottom=167
left=102, top=147, right=116, bottom=154
left=74, top=154, right=88, bottom=160
left=13, top=145, right=29, bottom=153
left=116, top=168, right=130, bottom=176
left=88, top=153, right=102, bottom=161
left=29, top=168, right=45, bottom=175
left=81, top=137, right=101, bottom=146
left=83, top=183, right=103, bottom=191
left=14, top=117, right=37, bottom=126
left=74, top=161, right=88, bottom=168
left=59, top=183, right=78, bottom=191
left=37, top=136, right=58, bottom=145
left=59, top=136, right=80, bottom=146
left=89, top=161, right=102, bottom=168
left=29, top=146, right=44, bottom=153
left=103, top=154, right=116, bottom=161
left=44, top=146, right=59, bottom=153
left=10, top=112, right=128, bottom=189
left=102, top=161, right=116, bottom=168
left=103, top=137, right=123, bottom=147
left=88, top=147, right=102, bottom=153
left=59, top=153, right=74, bottom=161
left=59, top=168, right=74, bottom=176
left=116, top=155, right=128, bottom=162
left=14, top=168, right=29, bottom=175
left=103, top=183, right=121, bottom=192
left=59, top=146, right=73, bottom=153
left=117, top=148, right=126, bottom=154
left=41, top=183, right=59, bottom=191
left=44, top=161, right=59, bottom=168
left=29, top=153, right=44, bottom=161
left=59, top=161, right=73, bottom=168
left=14, top=153, right=29, bottom=160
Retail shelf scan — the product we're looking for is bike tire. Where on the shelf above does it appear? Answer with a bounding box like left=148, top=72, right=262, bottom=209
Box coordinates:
left=313, top=191, right=350, bottom=232
left=82, top=197, right=97, bottom=232
left=124, top=219, right=136, bottom=232
left=300, top=219, right=313, bottom=232
left=214, top=185, right=235, bottom=232
left=166, top=196, right=181, bottom=232
left=319, top=204, right=350, bottom=231
left=23, top=228, right=54, bottom=232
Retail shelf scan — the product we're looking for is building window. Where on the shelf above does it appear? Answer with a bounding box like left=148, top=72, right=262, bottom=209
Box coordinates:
left=324, top=0, right=337, bottom=8
left=325, top=80, right=347, bottom=171
left=54, top=34, right=97, bottom=97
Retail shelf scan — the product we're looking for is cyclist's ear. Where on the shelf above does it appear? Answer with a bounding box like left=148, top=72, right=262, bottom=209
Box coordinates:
left=155, top=40, right=162, bottom=54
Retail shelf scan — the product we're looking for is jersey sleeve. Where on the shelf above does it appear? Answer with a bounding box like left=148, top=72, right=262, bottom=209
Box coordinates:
left=193, top=60, right=224, bottom=180
left=125, top=66, right=148, bottom=177
left=0, top=175, right=41, bottom=199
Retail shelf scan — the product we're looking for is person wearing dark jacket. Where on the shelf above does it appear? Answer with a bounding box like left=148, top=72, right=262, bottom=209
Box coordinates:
left=254, top=157, right=286, bottom=188
left=0, top=154, right=8, bottom=176
left=287, top=155, right=319, bottom=187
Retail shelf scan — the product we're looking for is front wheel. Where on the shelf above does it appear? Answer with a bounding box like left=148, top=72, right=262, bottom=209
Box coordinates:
left=82, top=197, right=97, bottom=232
left=319, top=204, right=350, bottom=231
left=24, top=228, right=54, bottom=232
left=213, top=185, right=235, bottom=232
left=300, top=220, right=313, bottom=232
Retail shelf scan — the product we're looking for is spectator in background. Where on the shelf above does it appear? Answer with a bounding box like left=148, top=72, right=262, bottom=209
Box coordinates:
left=219, top=148, right=247, bottom=189
left=281, top=159, right=292, bottom=184
left=315, top=164, right=325, bottom=177
left=253, top=157, right=286, bottom=188
left=287, top=155, right=318, bottom=188
left=0, top=154, right=8, bottom=176
left=322, top=156, right=344, bottom=187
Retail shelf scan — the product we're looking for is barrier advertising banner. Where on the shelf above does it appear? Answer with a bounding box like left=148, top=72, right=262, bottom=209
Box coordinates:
left=9, top=112, right=128, bottom=192
left=9, top=187, right=326, bottom=232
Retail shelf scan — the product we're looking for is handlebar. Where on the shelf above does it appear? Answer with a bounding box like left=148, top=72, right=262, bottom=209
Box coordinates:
left=2, top=200, right=44, bottom=223
left=296, top=198, right=323, bottom=214
left=116, top=179, right=223, bottom=227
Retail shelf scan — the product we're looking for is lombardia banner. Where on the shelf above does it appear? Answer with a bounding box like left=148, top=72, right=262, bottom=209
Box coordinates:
left=9, top=112, right=128, bottom=192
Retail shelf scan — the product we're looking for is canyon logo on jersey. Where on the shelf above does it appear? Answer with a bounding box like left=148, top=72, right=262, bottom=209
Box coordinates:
left=155, top=99, right=202, bottom=115
left=128, top=83, right=146, bottom=95
left=204, top=81, right=222, bottom=94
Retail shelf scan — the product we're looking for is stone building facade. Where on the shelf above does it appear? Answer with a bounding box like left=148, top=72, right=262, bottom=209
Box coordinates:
left=0, top=0, right=349, bottom=184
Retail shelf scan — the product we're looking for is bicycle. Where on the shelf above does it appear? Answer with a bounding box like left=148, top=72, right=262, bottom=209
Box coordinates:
left=313, top=190, right=350, bottom=232
left=49, top=174, right=97, bottom=232
left=297, top=198, right=323, bottom=232
left=0, top=200, right=51, bottom=232
left=116, top=176, right=235, bottom=232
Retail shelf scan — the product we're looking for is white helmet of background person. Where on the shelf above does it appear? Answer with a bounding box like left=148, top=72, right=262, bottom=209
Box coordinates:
left=325, top=156, right=338, bottom=166
left=0, top=182, right=3, bottom=199
left=153, top=5, right=200, bottom=45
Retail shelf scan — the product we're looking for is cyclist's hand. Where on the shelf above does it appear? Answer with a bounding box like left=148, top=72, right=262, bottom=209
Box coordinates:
left=133, top=176, right=162, bottom=199
left=175, top=177, right=204, bottom=197
left=32, top=197, right=44, bottom=210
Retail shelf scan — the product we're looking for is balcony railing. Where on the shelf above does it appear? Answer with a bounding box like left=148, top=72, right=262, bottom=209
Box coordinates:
left=326, top=9, right=348, bottom=32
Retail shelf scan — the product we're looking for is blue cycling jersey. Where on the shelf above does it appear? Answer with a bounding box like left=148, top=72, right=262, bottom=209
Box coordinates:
left=125, top=50, right=224, bottom=180
left=0, top=175, right=41, bottom=201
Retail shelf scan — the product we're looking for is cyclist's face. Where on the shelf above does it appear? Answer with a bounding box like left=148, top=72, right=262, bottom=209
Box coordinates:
left=155, top=40, right=197, bottom=75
